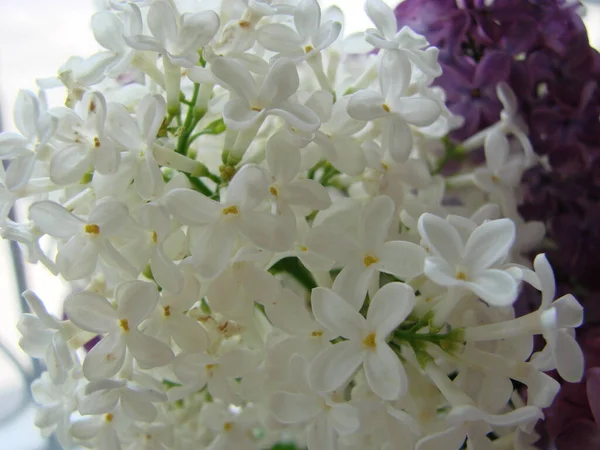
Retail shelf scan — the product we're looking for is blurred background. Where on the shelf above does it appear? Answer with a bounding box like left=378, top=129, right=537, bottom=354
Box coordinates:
left=0, top=0, right=599, bottom=448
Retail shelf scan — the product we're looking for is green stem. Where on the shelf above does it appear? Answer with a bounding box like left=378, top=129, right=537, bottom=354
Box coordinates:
left=176, top=83, right=201, bottom=156
left=269, top=257, right=317, bottom=291
left=185, top=174, right=212, bottom=196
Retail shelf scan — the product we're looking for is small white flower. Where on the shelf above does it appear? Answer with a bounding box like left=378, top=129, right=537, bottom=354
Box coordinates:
left=348, top=50, right=441, bottom=162
left=417, top=213, right=518, bottom=307
left=64, top=281, right=174, bottom=380
left=211, top=57, right=320, bottom=132
left=309, top=282, right=415, bottom=400
left=529, top=254, right=584, bottom=382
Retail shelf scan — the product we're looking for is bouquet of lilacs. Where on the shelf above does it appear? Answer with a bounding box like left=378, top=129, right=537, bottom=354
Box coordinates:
left=0, top=0, right=586, bottom=449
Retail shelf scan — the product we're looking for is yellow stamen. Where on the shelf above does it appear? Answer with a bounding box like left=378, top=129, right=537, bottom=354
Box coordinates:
left=119, top=319, right=129, bottom=332
left=93, top=137, right=101, bottom=148
left=163, top=306, right=171, bottom=317
left=382, top=104, right=391, bottom=113
left=311, top=330, right=323, bottom=337
left=84, top=224, right=100, bottom=235
left=363, top=255, right=379, bottom=267
left=239, top=20, right=251, bottom=29
left=300, top=245, right=308, bottom=252
left=223, top=422, right=233, bottom=431
left=251, top=106, right=262, bottom=112
left=362, top=332, right=377, bottom=349
left=152, top=231, right=158, bottom=243
left=104, top=413, right=113, bottom=422
left=222, top=205, right=239, bottom=215
left=456, top=271, right=468, bottom=281
left=305, top=45, right=314, bottom=53
left=269, top=186, right=278, bottom=197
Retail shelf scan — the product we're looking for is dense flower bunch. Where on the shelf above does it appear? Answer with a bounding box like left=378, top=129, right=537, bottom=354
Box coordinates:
left=393, top=0, right=600, bottom=447
left=0, top=0, right=586, bottom=449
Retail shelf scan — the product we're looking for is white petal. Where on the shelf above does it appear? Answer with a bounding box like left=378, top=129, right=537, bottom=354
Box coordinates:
left=424, top=256, right=461, bottom=287
left=347, top=89, right=388, bottom=121
left=359, top=196, right=393, bottom=254
left=328, top=403, right=360, bottom=435
left=166, top=188, right=220, bottom=226
left=267, top=133, right=301, bottom=184
left=395, top=97, right=441, bottom=127
left=239, top=211, right=293, bottom=251
left=257, top=23, right=303, bottom=53
left=83, top=333, right=126, bottom=380
left=364, top=343, right=406, bottom=400
left=116, top=281, right=159, bottom=327
left=151, top=247, right=183, bottom=293
left=484, top=130, right=510, bottom=171
left=306, top=226, right=358, bottom=263
left=553, top=330, right=584, bottom=383
left=192, top=220, right=236, bottom=278
left=468, top=269, right=518, bottom=307
left=269, top=102, right=321, bottom=132
left=294, top=0, right=321, bottom=41
left=331, top=261, right=375, bottom=311
left=533, top=254, right=555, bottom=309
left=286, top=179, right=331, bottom=210
left=211, top=57, right=256, bottom=104
left=311, top=287, right=364, bottom=339
left=5, top=153, right=36, bottom=191
left=379, top=50, right=411, bottom=99
left=328, top=135, right=366, bottom=176
left=313, top=19, right=342, bottom=51
left=378, top=241, right=426, bottom=280
left=418, top=213, right=463, bottom=266
left=271, top=392, right=321, bottom=424
left=553, top=294, right=583, bottom=328
left=257, top=59, right=300, bottom=107
left=382, top=115, right=412, bottom=163
left=137, top=94, right=166, bottom=142
left=125, top=330, right=174, bottom=368
left=226, top=164, right=269, bottom=209
left=50, top=144, right=91, bottom=184
left=28, top=201, right=83, bottom=238
left=168, top=314, right=208, bottom=353
left=120, top=390, right=157, bottom=422
left=463, top=219, right=515, bottom=269
left=64, top=291, right=116, bottom=333
left=308, top=341, right=363, bottom=392
left=56, top=235, right=99, bottom=281
left=364, top=0, right=396, bottom=40
left=88, top=200, right=129, bottom=236
left=415, top=426, right=466, bottom=450
left=367, top=282, right=414, bottom=336
left=14, top=90, right=40, bottom=140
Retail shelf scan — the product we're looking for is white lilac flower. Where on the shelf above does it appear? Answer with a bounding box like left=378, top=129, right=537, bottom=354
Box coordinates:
left=308, top=282, right=415, bottom=400
left=348, top=49, right=441, bottom=162
left=63, top=281, right=174, bottom=380
left=417, top=212, right=518, bottom=307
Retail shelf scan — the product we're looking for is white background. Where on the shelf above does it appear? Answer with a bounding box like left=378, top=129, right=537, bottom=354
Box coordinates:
left=0, top=0, right=598, bottom=448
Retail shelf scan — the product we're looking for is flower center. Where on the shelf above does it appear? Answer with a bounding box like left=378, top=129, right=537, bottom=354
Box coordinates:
left=311, top=330, right=323, bottom=337
left=152, top=231, right=158, bottom=243
left=163, top=305, right=171, bottom=317
left=222, top=205, right=239, bottom=216
left=84, top=224, right=100, bottom=235
left=93, top=136, right=101, bottom=148
left=269, top=186, right=278, bottom=197
left=120, top=319, right=130, bottom=332
left=305, top=45, right=314, bottom=53
left=362, top=332, right=377, bottom=349
left=223, top=422, right=233, bottom=431
left=382, top=103, right=391, bottom=113
left=455, top=271, right=468, bottom=281
left=363, top=255, right=379, bottom=267
left=104, top=413, right=113, bottom=422
left=238, top=20, right=251, bottom=29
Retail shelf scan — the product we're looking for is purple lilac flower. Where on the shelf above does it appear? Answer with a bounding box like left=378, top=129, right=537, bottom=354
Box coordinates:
left=395, top=1, right=600, bottom=448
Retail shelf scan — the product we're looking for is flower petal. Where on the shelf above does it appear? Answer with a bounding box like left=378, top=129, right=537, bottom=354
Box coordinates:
left=83, top=333, right=126, bottom=380
left=28, top=201, right=83, bottom=238
left=308, top=341, right=363, bottom=392
left=126, top=330, right=174, bottom=368
left=166, top=188, right=220, bottom=226
left=116, top=281, right=159, bottom=327
left=378, top=241, right=426, bottom=280
left=359, top=195, right=394, bottom=253
left=211, top=57, right=256, bottom=104
left=533, top=253, right=555, bottom=309
left=463, top=218, right=515, bottom=269
left=367, top=282, right=415, bottom=337
left=553, top=330, right=584, bottom=383
left=395, top=97, right=441, bottom=127
left=365, top=0, right=396, bottom=39
left=382, top=115, right=412, bottom=163
left=417, top=213, right=463, bottom=266
left=271, top=392, right=321, bottom=424
left=468, top=269, right=518, bottom=307
left=311, top=287, right=365, bottom=340
left=347, top=89, right=387, bottom=121
left=64, top=291, right=117, bottom=333
left=364, top=343, right=406, bottom=400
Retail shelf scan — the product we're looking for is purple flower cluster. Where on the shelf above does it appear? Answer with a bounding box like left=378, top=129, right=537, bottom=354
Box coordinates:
left=394, top=1, right=600, bottom=448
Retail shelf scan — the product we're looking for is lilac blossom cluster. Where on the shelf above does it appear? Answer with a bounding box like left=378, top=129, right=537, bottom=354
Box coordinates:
left=394, top=0, right=600, bottom=448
